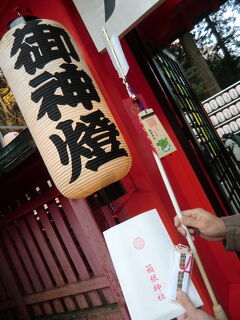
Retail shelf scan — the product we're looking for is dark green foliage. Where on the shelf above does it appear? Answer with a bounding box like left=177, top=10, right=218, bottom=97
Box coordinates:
left=169, top=0, right=240, bottom=100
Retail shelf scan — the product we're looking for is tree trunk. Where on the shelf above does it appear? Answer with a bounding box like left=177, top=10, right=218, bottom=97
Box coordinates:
left=205, top=15, right=239, bottom=84
left=205, top=15, right=232, bottom=62
left=179, top=32, right=221, bottom=97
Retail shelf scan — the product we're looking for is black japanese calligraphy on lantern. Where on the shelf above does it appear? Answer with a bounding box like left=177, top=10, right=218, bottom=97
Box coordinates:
left=11, top=20, right=80, bottom=75
left=29, top=63, right=100, bottom=121
left=49, top=109, right=128, bottom=183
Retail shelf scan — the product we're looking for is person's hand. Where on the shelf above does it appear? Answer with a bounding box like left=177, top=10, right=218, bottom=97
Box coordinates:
left=174, top=208, right=226, bottom=242
left=177, top=291, right=216, bottom=320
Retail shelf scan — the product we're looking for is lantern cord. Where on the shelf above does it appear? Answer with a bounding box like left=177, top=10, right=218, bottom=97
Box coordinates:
left=123, top=77, right=146, bottom=111
left=152, top=151, right=228, bottom=320
left=108, top=202, right=115, bottom=213
left=107, top=202, right=120, bottom=224
left=122, top=76, right=137, bottom=101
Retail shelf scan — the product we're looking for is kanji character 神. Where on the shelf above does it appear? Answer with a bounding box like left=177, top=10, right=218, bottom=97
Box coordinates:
left=153, top=283, right=162, bottom=292
left=11, top=20, right=80, bottom=74
left=30, top=63, right=100, bottom=121
left=49, top=109, right=128, bottom=183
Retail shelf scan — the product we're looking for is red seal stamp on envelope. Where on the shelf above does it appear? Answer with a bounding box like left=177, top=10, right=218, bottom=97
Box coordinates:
left=133, top=237, right=145, bottom=250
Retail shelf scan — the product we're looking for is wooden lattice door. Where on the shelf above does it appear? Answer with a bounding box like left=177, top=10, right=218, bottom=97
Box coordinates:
left=0, top=177, right=129, bottom=320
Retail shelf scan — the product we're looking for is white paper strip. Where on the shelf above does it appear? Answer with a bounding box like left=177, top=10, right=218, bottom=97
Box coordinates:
left=103, top=209, right=202, bottom=320
left=111, top=33, right=129, bottom=77
left=102, top=29, right=129, bottom=78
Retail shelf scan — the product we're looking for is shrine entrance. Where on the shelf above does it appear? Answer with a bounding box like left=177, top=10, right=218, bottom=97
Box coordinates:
left=126, top=30, right=240, bottom=216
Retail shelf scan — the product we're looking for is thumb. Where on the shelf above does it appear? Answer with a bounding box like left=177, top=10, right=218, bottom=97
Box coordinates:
left=177, top=291, right=197, bottom=318
left=180, top=216, right=201, bottom=229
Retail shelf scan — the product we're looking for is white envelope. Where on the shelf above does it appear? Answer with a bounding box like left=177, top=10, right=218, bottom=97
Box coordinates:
left=103, top=209, right=203, bottom=320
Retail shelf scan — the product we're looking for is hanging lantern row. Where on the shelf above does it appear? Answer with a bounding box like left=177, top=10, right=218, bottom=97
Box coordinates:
left=0, top=18, right=132, bottom=198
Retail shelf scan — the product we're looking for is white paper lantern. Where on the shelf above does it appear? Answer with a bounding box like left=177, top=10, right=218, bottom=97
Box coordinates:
left=209, top=99, right=218, bottom=110
left=210, top=115, right=219, bottom=126
left=203, top=103, right=212, bottom=113
left=3, top=131, right=19, bottom=146
left=216, top=112, right=225, bottom=123
left=228, top=88, right=238, bottom=100
left=235, top=84, right=240, bottom=95
left=223, top=124, right=231, bottom=134
left=216, top=128, right=224, bottom=138
left=229, top=105, right=238, bottom=116
left=236, top=118, right=240, bottom=129
left=216, top=96, right=225, bottom=107
left=0, top=19, right=132, bottom=198
left=229, top=121, right=238, bottom=132
left=222, top=92, right=231, bottom=104
left=222, top=108, right=231, bottom=119
left=236, top=102, right=240, bottom=112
